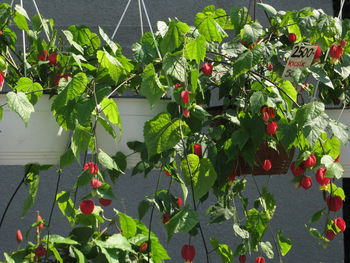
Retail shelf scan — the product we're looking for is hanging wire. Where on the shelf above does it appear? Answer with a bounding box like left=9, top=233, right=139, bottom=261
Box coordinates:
left=111, top=0, right=132, bottom=40
left=31, top=0, right=50, bottom=42
left=140, top=0, right=162, bottom=59
left=137, top=0, right=144, bottom=37
left=20, top=0, right=27, bottom=77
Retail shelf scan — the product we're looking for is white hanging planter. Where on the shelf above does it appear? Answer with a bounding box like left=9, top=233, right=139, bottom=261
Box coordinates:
left=0, top=94, right=70, bottom=165
left=326, top=108, right=350, bottom=178
left=97, top=97, right=168, bottom=168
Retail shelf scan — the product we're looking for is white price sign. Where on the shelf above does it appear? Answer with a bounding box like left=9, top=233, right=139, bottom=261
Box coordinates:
left=282, top=45, right=317, bottom=81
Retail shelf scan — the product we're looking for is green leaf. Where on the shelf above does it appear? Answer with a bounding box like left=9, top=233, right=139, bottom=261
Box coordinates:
left=165, top=205, right=199, bottom=241
left=279, top=80, right=297, bottom=106
left=98, top=116, right=117, bottom=139
left=56, top=191, right=76, bottom=224
left=21, top=168, right=40, bottom=217
left=232, top=47, right=264, bottom=79
left=246, top=209, right=270, bottom=247
left=118, top=212, right=137, bottom=239
left=138, top=200, right=151, bottom=220
left=98, top=234, right=133, bottom=251
left=230, top=6, right=249, bottom=34
left=210, top=237, right=233, bottom=263
left=71, top=246, right=88, bottom=263
left=250, top=91, right=267, bottom=113
left=241, top=22, right=263, bottom=43
left=278, top=231, right=292, bottom=256
left=43, top=235, right=79, bottom=245
left=60, top=149, right=76, bottom=168
left=99, top=26, right=118, bottom=54
left=14, top=77, right=43, bottom=105
left=75, top=170, right=92, bottom=188
left=140, top=64, right=165, bottom=106
left=101, top=98, right=121, bottom=131
left=259, top=241, right=274, bottom=259
left=181, top=155, right=217, bottom=200
left=295, top=102, right=325, bottom=127
left=14, top=8, right=29, bottom=32
left=144, top=113, right=190, bottom=157
left=195, top=9, right=226, bottom=42
left=310, top=208, right=325, bottom=223
left=325, top=162, right=344, bottom=179
left=97, top=50, right=123, bottom=83
left=162, top=53, right=186, bottom=82
left=160, top=20, right=189, bottom=54
left=62, top=30, right=84, bottom=54
left=49, top=246, right=63, bottom=263
left=256, top=3, right=277, bottom=16
left=98, top=149, right=122, bottom=172
left=185, top=35, right=207, bottom=64
left=233, top=224, right=250, bottom=239
left=52, top=73, right=88, bottom=110
left=7, top=92, right=34, bottom=126
left=309, top=65, right=334, bottom=89
left=71, top=127, right=91, bottom=161
left=335, top=54, right=350, bottom=79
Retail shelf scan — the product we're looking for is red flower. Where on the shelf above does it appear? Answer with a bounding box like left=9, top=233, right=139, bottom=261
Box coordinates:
left=227, top=171, right=237, bottom=184
left=99, top=198, right=112, bottom=207
left=34, top=246, right=46, bottom=257
left=335, top=156, right=340, bottom=162
left=48, top=53, right=58, bottom=66
left=262, top=111, right=269, bottom=121
left=162, top=213, right=170, bottom=224
left=340, top=39, right=347, bottom=48
left=313, top=44, right=322, bottom=59
left=83, top=162, right=99, bottom=175
left=266, top=121, right=278, bottom=135
left=16, top=230, right=23, bottom=243
left=303, top=154, right=316, bottom=168
left=261, top=106, right=268, bottom=113
left=193, top=144, right=202, bottom=156
left=54, top=73, right=72, bottom=86
left=290, top=162, right=305, bottom=177
left=181, top=90, right=191, bottom=103
left=239, top=255, right=247, bottom=263
left=176, top=197, right=183, bottom=207
left=300, top=176, right=312, bottom=190
left=0, top=72, right=4, bottom=86
left=262, top=159, right=272, bottom=171
left=181, top=245, right=196, bottom=262
left=315, top=168, right=330, bottom=186
left=164, top=170, right=172, bottom=177
left=325, top=229, right=336, bottom=241
left=90, top=178, right=102, bottom=189
left=267, top=63, right=273, bottom=71
left=38, top=50, right=49, bottom=61
left=327, top=195, right=343, bottom=212
left=268, top=108, right=275, bottom=119
left=201, top=63, right=213, bottom=75
left=183, top=108, right=190, bottom=118
left=80, top=200, right=95, bottom=215
left=174, top=83, right=183, bottom=88
left=329, top=45, right=343, bottom=59
left=255, top=257, right=265, bottom=263
left=288, top=33, right=297, bottom=43
left=334, top=217, right=346, bottom=233
left=37, top=215, right=44, bottom=231
left=139, top=242, right=149, bottom=253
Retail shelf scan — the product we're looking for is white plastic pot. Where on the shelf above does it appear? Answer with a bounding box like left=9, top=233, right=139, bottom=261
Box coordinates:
left=0, top=94, right=70, bottom=165
left=326, top=108, right=350, bottom=178
left=97, top=97, right=168, bottom=168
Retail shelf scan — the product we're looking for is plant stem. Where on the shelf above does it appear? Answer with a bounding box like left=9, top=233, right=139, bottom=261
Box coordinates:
left=147, top=167, right=163, bottom=263
left=178, top=106, right=210, bottom=263
left=0, top=172, right=28, bottom=230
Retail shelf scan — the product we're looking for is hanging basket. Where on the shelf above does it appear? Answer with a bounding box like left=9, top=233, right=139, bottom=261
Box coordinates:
left=236, top=143, right=295, bottom=176
left=96, top=97, right=168, bottom=168
left=207, top=106, right=294, bottom=175
left=0, top=94, right=70, bottom=165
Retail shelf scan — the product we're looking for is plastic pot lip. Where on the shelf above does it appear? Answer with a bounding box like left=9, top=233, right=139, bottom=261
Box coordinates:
left=0, top=90, right=171, bottom=100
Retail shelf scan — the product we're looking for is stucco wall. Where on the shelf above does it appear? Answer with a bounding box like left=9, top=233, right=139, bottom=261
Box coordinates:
left=0, top=0, right=344, bottom=262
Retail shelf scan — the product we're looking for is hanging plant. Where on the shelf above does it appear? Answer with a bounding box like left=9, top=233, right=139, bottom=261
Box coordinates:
left=0, top=0, right=349, bottom=262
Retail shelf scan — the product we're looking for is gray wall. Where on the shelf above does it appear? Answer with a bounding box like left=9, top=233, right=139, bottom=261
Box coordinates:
left=0, top=0, right=343, bottom=262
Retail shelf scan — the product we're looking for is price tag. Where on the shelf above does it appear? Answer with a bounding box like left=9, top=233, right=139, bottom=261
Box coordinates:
left=282, top=45, right=317, bottom=81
